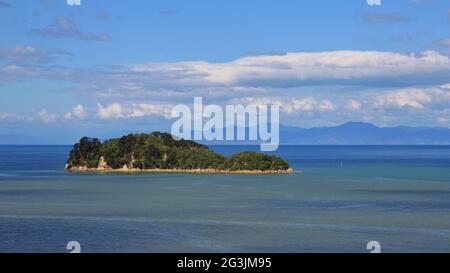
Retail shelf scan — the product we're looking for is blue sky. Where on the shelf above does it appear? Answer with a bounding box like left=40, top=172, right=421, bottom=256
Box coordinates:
left=1, top=0, right=450, bottom=143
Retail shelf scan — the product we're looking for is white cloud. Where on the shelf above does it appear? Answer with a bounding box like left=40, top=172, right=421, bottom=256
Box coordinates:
left=0, top=63, right=75, bottom=82
left=0, top=45, right=72, bottom=64
left=375, top=89, right=431, bottom=109
left=72, top=104, right=87, bottom=118
left=130, top=103, right=172, bottom=119
left=0, top=45, right=48, bottom=63
left=64, top=104, right=87, bottom=120
left=97, top=103, right=124, bottom=120
left=374, top=86, right=450, bottom=109
left=286, top=98, right=317, bottom=113
left=0, top=112, right=16, bottom=121
left=97, top=103, right=172, bottom=120
left=2, top=50, right=450, bottom=99
left=36, top=109, right=57, bottom=123
left=7, top=113, right=32, bottom=122
left=129, top=50, right=450, bottom=87
left=4, top=103, right=172, bottom=123
left=318, top=101, right=335, bottom=112
left=345, top=99, right=363, bottom=110
left=231, top=97, right=336, bottom=114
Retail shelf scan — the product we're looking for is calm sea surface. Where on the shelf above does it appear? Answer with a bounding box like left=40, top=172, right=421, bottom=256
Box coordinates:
left=0, top=145, right=449, bottom=253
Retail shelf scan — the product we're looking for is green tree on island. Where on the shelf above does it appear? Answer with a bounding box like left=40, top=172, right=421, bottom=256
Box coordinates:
left=65, top=132, right=292, bottom=173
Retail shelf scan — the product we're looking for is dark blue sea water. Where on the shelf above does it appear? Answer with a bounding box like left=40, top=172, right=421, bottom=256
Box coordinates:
left=0, top=145, right=449, bottom=253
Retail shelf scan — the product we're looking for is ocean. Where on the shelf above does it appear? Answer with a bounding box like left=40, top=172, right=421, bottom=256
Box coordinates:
left=0, top=145, right=449, bottom=253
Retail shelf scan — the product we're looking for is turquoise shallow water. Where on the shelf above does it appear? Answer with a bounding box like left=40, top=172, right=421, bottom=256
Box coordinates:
left=0, top=145, right=449, bottom=253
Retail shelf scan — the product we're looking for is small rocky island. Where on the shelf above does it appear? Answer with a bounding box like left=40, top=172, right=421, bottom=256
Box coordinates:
left=65, top=132, right=293, bottom=174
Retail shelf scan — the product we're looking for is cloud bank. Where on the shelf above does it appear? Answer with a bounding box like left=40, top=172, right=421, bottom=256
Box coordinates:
left=3, top=48, right=450, bottom=127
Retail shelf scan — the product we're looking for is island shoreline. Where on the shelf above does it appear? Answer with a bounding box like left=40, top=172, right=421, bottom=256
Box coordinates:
left=65, top=166, right=294, bottom=175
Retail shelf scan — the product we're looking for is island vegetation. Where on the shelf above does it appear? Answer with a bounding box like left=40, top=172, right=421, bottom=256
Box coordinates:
left=65, top=132, right=293, bottom=174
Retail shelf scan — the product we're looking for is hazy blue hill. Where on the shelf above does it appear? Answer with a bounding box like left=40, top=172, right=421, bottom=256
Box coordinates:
left=2, top=122, right=450, bottom=145
left=280, top=122, right=450, bottom=145
left=108, top=122, right=450, bottom=145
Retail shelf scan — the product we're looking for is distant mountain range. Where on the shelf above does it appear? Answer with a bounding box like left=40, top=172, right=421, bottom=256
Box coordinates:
left=199, top=122, right=450, bottom=145
left=2, top=122, right=450, bottom=145
left=279, top=122, right=450, bottom=145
